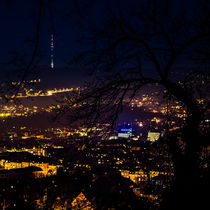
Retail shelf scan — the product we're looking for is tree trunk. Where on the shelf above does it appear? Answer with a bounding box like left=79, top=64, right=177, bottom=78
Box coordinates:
left=160, top=80, right=205, bottom=209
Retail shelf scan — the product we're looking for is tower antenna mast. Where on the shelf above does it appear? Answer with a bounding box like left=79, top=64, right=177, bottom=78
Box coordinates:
left=50, top=34, right=54, bottom=69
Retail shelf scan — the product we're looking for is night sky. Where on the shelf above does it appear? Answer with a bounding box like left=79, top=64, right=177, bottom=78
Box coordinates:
left=0, top=0, right=206, bottom=87
left=0, top=0, right=85, bottom=87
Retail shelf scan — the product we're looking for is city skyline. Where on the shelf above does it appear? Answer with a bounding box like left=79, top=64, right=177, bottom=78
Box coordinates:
left=0, top=0, right=209, bottom=209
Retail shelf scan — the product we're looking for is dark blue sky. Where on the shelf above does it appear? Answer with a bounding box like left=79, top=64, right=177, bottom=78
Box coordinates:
left=0, top=0, right=86, bottom=87
left=0, top=1, right=78, bottom=64
left=0, top=0, right=204, bottom=87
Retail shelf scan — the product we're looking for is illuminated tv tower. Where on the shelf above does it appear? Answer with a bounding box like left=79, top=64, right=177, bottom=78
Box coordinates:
left=50, top=34, right=54, bottom=69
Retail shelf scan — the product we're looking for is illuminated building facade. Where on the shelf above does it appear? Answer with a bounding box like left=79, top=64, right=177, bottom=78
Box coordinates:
left=118, top=126, right=133, bottom=139
left=147, top=132, right=160, bottom=142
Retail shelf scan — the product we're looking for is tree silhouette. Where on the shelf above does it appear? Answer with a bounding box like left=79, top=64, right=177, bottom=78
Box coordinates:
left=60, top=0, right=210, bottom=209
